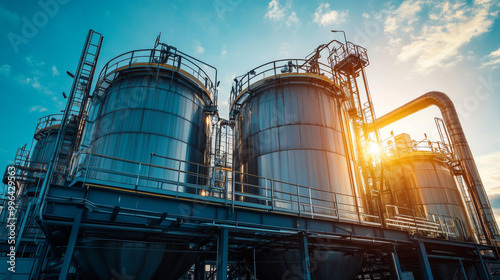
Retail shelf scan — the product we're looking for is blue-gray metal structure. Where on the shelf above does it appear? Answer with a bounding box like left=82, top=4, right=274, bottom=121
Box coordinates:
left=1, top=30, right=500, bottom=280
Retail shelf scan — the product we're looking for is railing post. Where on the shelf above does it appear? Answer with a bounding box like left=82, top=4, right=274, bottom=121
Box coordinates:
left=136, top=162, right=141, bottom=190
left=176, top=160, right=181, bottom=198
left=231, top=171, right=235, bottom=213
left=270, top=179, right=274, bottom=210
left=265, top=179, right=269, bottom=208
left=412, top=209, right=419, bottom=234
left=308, top=187, right=313, bottom=218
left=83, top=153, right=91, bottom=186
left=129, top=51, right=134, bottom=67
left=224, top=170, right=229, bottom=205
left=334, top=193, right=340, bottom=222
left=196, top=164, right=200, bottom=186
left=296, top=184, right=301, bottom=216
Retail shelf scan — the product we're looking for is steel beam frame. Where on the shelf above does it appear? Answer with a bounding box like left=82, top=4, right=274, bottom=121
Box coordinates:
left=217, top=228, right=229, bottom=280
left=58, top=207, right=83, bottom=280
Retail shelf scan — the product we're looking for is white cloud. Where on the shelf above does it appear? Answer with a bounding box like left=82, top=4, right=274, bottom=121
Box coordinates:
left=265, top=0, right=285, bottom=21
left=384, top=0, right=423, bottom=34
left=221, top=47, right=227, bottom=57
left=0, top=64, right=11, bottom=76
left=52, top=65, right=59, bottom=76
left=195, top=41, right=205, bottom=54
left=384, top=0, right=499, bottom=73
left=286, top=11, right=300, bottom=27
left=481, top=47, right=500, bottom=68
left=29, top=105, right=48, bottom=113
left=32, top=77, right=42, bottom=89
left=264, top=0, right=300, bottom=27
left=313, top=3, right=348, bottom=27
left=25, top=56, right=44, bottom=67
left=362, top=12, right=370, bottom=19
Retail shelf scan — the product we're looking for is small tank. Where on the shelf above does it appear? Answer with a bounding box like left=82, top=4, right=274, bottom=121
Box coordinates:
left=30, top=114, right=63, bottom=170
left=384, top=133, right=475, bottom=241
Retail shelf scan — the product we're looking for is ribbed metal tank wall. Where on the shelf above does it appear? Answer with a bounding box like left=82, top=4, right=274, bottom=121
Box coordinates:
left=85, top=67, right=210, bottom=190
left=30, top=129, right=58, bottom=169
left=233, top=75, right=353, bottom=203
left=385, top=151, right=475, bottom=240
left=232, top=73, right=363, bottom=279
left=74, top=59, right=212, bottom=279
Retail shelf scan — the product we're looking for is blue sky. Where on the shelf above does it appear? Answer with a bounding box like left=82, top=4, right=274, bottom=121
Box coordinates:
left=1, top=0, right=499, bottom=216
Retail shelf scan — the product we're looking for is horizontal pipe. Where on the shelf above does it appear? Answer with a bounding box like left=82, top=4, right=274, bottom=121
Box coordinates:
left=368, top=91, right=499, bottom=245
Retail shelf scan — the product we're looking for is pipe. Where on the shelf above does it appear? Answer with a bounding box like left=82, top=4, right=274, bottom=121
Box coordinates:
left=368, top=91, right=499, bottom=245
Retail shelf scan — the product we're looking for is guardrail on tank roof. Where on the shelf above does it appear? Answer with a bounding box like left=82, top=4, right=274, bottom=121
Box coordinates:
left=34, top=114, right=64, bottom=138
left=229, top=59, right=348, bottom=116
left=94, top=48, right=218, bottom=100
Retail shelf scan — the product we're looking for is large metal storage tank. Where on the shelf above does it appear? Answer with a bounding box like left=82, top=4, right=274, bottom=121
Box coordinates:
left=384, top=134, right=475, bottom=241
left=232, top=73, right=355, bottom=212
left=231, top=70, right=363, bottom=279
left=73, top=49, right=214, bottom=279
left=83, top=56, right=212, bottom=192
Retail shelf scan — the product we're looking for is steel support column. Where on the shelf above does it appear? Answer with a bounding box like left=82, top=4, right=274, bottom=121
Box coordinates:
left=477, top=248, right=491, bottom=280
left=194, top=258, right=205, bottom=280
left=390, top=247, right=403, bottom=280
left=216, top=228, right=229, bottom=280
left=31, top=240, right=50, bottom=280
left=299, top=233, right=312, bottom=280
left=416, top=241, right=434, bottom=280
left=58, top=207, right=83, bottom=280
left=458, top=259, right=468, bottom=280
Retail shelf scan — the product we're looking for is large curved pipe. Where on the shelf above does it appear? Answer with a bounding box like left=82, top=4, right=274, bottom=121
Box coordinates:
left=369, top=91, right=499, bottom=245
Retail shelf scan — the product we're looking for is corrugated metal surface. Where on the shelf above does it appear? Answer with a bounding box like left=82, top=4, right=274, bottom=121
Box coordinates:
left=84, top=68, right=209, bottom=191
left=233, top=75, right=354, bottom=206
left=386, top=152, right=474, bottom=240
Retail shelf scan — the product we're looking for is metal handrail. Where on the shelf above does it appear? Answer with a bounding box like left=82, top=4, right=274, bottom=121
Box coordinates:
left=385, top=139, right=452, bottom=157
left=71, top=152, right=381, bottom=226
left=94, top=48, right=217, bottom=98
left=229, top=58, right=341, bottom=109
left=34, top=114, right=64, bottom=136
left=385, top=204, right=459, bottom=237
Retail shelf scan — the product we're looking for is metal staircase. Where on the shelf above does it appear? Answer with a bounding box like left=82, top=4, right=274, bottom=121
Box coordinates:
left=52, top=30, right=103, bottom=180
left=330, top=42, right=383, bottom=215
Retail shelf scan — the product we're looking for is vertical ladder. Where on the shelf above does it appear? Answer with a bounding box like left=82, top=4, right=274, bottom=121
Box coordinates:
left=53, top=30, right=103, bottom=180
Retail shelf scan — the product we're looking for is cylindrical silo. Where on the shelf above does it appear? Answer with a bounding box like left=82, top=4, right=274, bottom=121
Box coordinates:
left=384, top=138, right=475, bottom=241
left=73, top=48, right=215, bottom=279
left=231, top=69, right=363, bottom=279
left=84, top=57, right=212, bottom=192
left=232, top=73, right=355, bottom=214
left=30, top=115, right=62, bottom=170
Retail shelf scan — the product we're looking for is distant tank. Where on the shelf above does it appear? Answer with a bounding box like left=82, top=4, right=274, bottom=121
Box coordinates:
left=384, top=133, right=475, bottom=241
